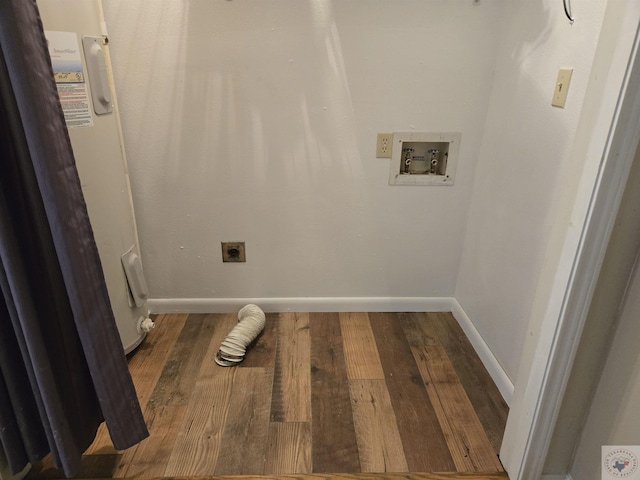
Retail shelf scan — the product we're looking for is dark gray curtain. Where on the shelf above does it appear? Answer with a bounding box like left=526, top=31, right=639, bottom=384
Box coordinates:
left=0, top=0, right=148, bottom=477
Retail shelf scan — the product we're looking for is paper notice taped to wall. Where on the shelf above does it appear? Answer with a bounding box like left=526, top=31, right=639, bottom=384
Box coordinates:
left=45, top=30, right=93, bottom=128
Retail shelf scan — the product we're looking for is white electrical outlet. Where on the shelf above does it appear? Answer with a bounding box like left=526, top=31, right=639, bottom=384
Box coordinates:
left=376, top=133, right=393, bottom=158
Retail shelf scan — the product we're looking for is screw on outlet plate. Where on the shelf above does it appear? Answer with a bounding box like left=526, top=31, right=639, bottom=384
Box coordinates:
left=221, top=242, right=246, bottom=262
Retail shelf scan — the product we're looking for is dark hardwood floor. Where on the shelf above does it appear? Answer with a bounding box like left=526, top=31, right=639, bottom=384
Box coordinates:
left=27, top=312, right=509, bottom=479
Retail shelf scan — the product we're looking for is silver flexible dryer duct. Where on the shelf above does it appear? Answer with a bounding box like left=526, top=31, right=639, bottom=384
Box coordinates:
left=215, top=304, right=266, bottom=366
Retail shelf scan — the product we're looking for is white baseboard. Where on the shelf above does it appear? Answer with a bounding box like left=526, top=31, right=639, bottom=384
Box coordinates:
left=451, top=298, right=514, bottom=406
left=148, top=296, right=455, bottom=314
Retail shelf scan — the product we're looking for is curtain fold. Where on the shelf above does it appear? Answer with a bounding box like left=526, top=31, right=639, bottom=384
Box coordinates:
left=0, top=0, right=149, bottom=477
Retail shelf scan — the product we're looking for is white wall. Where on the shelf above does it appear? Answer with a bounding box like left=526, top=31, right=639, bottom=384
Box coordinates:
left=498, top=0, right=640, bottom=472
left=568, top=257, right=640, bottom=480
left=100, top=0, right=623, bottom=405
left=100, top=0, right=503, bottom=303
left=454, top=0, right=608, bottom=382
left=544, top=97, right=640, bottom=475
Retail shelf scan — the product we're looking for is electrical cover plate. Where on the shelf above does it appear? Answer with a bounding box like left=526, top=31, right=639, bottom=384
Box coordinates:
left=376, top=132, right=394, bottom=158
left=388, top=132, right=461, bottom=186
left=552, top=68, right=573, bottom=108
left=121, top=245, right=149, bottom=307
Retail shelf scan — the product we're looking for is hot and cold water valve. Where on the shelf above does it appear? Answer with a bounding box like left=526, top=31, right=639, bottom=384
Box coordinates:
left=387, top=132, right=461, bottom=186
left=401, top=146, right=447, bottom=175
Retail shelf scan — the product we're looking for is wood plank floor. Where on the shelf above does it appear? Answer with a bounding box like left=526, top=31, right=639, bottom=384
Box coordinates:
left=27, top=312, right=509, bottom=480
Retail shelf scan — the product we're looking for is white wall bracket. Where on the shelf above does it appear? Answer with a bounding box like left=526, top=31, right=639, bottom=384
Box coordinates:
left=82, top=35, right=113, bottom=115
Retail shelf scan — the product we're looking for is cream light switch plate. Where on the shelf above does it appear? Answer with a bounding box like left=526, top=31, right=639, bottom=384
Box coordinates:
left=552, top=68, right=573, bottom=108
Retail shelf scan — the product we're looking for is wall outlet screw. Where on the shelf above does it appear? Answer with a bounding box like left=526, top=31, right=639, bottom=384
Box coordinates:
left=222, top=242, right=246, bottom=262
